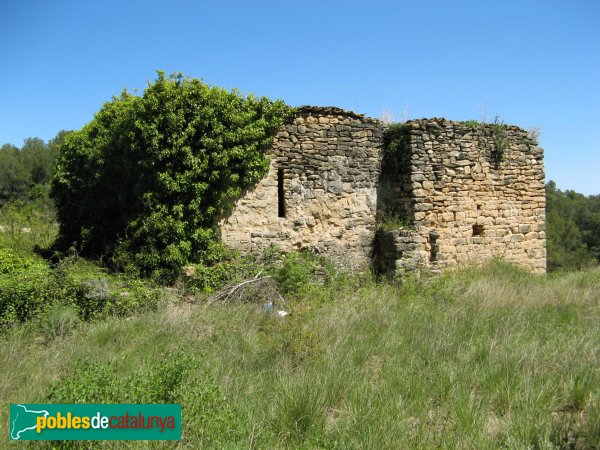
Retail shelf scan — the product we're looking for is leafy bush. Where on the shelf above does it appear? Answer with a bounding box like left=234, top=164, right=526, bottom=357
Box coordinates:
left=0, top=247, right=54, bottom=328
left=47, top=359, right=120, bottom=404
left=258, top=308, right=322, bottom=365
left=280, top=251, right=344, bottom=295
left=0, top=230, right=168, bottom=330
left=274, top=251, right=326, bottom=295
left=51, top=72, right=291, bottom=282
left=181, top=242, right=260, bottom=294
left=48, top=352, right=194, bottom=404
left=181, top=370, right=248, bottom=445
left=53, top=258, right=165, bottom=320
left=48, top=352, right=247, bottom=445
left=0, top=201, right=58, bottom=254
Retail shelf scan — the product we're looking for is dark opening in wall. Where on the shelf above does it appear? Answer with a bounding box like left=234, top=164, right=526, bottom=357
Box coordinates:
left=429, top=231, right=439, bottom=262
left=472, top=224, right=484, bottom=237
left=278, top=168, right=286, bottom=218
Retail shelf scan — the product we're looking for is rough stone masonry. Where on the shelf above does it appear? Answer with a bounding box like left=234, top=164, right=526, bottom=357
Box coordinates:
left=219, top=106, right=546, bottom=275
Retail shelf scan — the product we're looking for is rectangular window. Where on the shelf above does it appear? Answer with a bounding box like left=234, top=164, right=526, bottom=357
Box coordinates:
left=278, top=168, right=286, bottom=218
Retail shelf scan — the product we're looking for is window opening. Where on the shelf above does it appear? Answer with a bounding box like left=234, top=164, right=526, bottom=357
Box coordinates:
left=429, top=231, right=439, bottom=262
left=278, top=168, right=286, bottom=218
left=472, top=224, right=484, bottom=237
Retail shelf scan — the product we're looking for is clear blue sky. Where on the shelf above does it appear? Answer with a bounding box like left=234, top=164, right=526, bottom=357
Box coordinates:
left=1, top=0, right=598, bottom=194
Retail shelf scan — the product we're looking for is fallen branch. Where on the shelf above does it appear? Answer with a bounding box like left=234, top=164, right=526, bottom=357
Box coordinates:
left=208, top=275, right=286, bottom=306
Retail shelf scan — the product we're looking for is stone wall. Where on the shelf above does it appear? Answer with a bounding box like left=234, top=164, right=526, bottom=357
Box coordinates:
left=377, top=118, right=546, bottom=275
left=220, top=108, right=546, bottom=275
left=219, top=106, right=384, bottom=270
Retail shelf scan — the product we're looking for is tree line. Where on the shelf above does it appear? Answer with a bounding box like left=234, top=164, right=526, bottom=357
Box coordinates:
left=0, top=131, right=70, bottom=207
left=546, top=181, right=600, bottom=270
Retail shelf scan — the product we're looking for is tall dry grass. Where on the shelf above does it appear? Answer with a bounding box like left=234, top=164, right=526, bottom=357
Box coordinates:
left=1, top=261, right=599, bottom=448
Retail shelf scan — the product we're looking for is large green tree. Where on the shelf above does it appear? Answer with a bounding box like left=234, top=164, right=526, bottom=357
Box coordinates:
left=51, top=72, right=290, bottom=280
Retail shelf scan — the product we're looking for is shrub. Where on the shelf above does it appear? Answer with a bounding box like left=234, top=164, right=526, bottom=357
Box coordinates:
left=382, top=122, right=406, bottom=155
left=181, top=243, right=260, bottom=294
left=47, top=359, right=122, bottom=404
left=0, top=241, right=168, bottom=330
left=104, top=277, right=165, bottom=317
left=273, top=250, right=344, bottom=297
left=51, top=72, right=291, bottom=282
left=464, top=119, right=480, bottom=129
left=275, top=251, right=322, bottom=295
left=48, top=351, right=198, bottom=404
left=53, top=258, right=165, bottom=320
left=490, top=115, right=508, bottom=163
left=0, top=247, right=54, bottom=328
left=0, top=201, right=58, bottom=254
left=37, top=304, right=81, bottom=342
left=47, top=352, right=247, bottom=445
left=258, top=311, right=322, bottom=365
left=378, top=214, right=411, bottom=232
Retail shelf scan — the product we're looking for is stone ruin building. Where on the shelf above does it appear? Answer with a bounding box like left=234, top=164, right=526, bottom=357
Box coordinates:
left=219, top=106, right=546, bottom=275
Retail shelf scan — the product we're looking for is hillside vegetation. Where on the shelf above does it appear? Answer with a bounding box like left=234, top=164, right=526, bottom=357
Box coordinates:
left=0, top=205, right=599, bottom=448
left=1, top=255, right=599, bottom=448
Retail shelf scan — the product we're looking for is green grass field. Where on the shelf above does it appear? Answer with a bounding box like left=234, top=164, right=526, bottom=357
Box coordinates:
left=1, top=258, right=599, bottom=448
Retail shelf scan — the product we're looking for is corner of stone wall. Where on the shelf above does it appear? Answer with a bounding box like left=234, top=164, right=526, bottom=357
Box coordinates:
left=374, top=228, right=430, bottom=278
left=374, top=117, right=546, bottom=277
